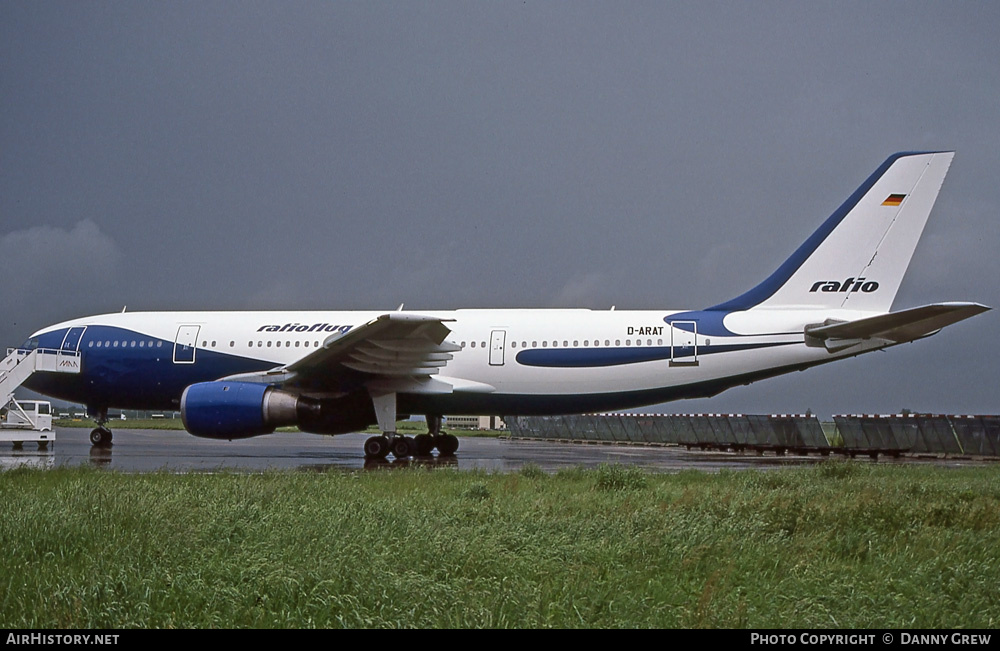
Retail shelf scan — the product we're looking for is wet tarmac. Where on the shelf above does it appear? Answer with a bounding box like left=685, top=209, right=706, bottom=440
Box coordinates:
left=0, top=427, right=991, bottom=473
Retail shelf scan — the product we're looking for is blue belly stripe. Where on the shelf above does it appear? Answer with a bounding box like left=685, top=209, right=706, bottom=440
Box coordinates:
left=514, top=341, right=796, bottom=368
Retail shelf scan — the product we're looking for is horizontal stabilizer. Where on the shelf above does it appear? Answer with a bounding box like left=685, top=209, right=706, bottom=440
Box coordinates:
left=805, top=302, right=991, bottom=344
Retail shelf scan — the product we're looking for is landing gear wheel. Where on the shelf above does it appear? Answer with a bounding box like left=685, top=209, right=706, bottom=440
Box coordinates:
left=392, top=436, right=414, bottom=459
left=414, top=434, right=434, bottom=456
left=436, top=433, right=459, bottom=457
left=363, top=435, right=391, bottom=459
left=89, top=427, right=113, bottom=447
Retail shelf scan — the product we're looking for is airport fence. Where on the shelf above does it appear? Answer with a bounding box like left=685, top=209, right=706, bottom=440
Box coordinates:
left=504, top=413, right=1000, bottom=458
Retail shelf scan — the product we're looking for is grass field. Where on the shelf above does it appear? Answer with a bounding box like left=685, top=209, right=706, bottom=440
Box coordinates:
left=1, top=463, right=998, bottom=628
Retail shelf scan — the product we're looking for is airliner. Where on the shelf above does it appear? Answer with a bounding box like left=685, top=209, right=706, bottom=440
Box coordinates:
left=14, top=151, right=989, bottom=458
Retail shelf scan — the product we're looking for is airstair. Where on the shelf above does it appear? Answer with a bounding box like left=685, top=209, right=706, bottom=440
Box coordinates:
left=1, top=347, right=81, bottom=448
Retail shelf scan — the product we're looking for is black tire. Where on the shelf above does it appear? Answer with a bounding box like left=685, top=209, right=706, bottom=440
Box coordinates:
left=89, top=428, right=112, bottom=447
left=364, top=435, right=390, bottom=459
left=414, top=434, right=434, bottom=456
left=437, top=433, right=459, bottom=456
left=392, top=436, right=413, bottom=459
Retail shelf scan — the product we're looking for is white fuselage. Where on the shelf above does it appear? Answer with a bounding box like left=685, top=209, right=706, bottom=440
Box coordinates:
left=23, top=307, right=884, bottom=417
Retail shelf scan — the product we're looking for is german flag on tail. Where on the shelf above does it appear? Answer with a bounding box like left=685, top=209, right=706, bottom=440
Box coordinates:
left=882, top=194, right=906, bottom=206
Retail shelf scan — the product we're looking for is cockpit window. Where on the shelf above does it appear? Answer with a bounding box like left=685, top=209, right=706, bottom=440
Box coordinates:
left=20, top=337, right=40, bottom=351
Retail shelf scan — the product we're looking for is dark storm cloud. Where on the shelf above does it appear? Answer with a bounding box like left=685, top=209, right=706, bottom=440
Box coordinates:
left=2, top=2, right=997, bottom=416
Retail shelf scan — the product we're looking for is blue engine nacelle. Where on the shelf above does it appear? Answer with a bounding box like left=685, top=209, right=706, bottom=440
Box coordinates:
left=180, top=381, right=304, bottom=439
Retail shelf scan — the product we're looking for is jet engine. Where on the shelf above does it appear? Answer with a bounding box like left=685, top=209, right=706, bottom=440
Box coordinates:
left=180, top=381, right=375, bottom=439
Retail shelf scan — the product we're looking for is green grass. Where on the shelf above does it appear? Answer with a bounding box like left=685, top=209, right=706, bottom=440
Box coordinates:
left=1, top=463, right=998, bottom=628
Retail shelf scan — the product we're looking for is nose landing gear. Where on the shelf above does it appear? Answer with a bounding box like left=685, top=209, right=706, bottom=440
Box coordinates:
left=89, top=427, right=113, bottom=447
left=88, top=407, right=113, bottom=448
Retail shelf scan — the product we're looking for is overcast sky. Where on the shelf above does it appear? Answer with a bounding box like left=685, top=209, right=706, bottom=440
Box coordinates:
left=2, top=2, right=997, bottom=418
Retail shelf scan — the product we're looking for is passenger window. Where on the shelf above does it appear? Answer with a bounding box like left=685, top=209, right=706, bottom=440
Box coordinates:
left=471, top=341, right=476, bottom=348
left=511, top=341, right=517, bottom=348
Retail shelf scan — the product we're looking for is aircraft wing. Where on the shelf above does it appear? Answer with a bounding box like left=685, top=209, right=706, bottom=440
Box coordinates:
left=286, top=312, right=458, bottom=376
left=805, top=302, right=990, bottom=345
left=220, top=312, right=483, bottom=394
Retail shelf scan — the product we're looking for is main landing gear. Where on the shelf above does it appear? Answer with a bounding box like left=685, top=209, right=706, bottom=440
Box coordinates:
left=425, top=414, right=459, bottom=456
left=362, top=413, right=459, bottom=460
left=88, top=407, right=113, bottom=448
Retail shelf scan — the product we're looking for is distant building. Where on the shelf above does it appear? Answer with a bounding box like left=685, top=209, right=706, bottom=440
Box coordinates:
left=444, top=415, right=506, bottom=430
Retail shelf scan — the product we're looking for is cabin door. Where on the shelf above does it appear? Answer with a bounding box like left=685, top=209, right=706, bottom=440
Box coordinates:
left=489, top=330, right=506, bottom=366
left=173, top=325, right=200, bottom=364
left=60, top=326, right=87, bottom=352
left=669, top=321, right=699, bottom=366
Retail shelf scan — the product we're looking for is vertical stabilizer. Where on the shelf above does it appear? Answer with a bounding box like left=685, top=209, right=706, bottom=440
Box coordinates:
left=709, top=151, right=954, bottom=312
